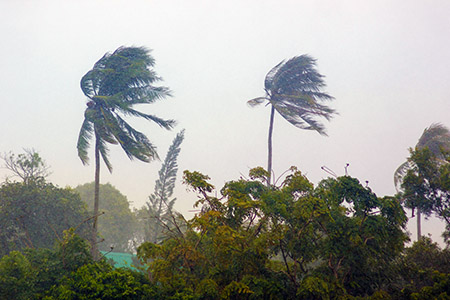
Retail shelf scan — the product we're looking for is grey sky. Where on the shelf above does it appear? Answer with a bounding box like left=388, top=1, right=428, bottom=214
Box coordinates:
left=1, top=0, right=449, bottom=243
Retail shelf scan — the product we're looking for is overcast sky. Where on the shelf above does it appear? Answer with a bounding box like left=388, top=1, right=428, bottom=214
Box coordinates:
left=1, top=0, right=449, bottom=244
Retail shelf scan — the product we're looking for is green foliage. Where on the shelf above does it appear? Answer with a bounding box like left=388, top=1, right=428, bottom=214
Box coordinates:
left=401, top=147, right=450, bottom=240
left=57, top=229, right=93, bottom=272
left=138, top=167, right=408, bottom=299
left=49, top=263, right=156, bottom=300
left=394, top=123, right=450, bottom=192
left=409, top=272, right=450, bottom=299
left=0, top=251, right=34, bottom=300
left=1, top=149, right=51, bottom=184
left=0, top=180, right=90, bottom=256
left=183, top=170, right=214, bottom=194
left=389, top=237, right=450, bottom=297
left=0, top=230, right=93, bottom=299
left=4, top=164, right=449, bottom=299
left=0, top=230, right=158, bottom=299
left=297, top=276, right=331, bottom=300
left=394, top=123, right=450, bottom=241
left=75, top=182, right=137, bottom=252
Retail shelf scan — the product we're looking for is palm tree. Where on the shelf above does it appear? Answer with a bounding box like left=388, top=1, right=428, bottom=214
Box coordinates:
left=394, top=123, right=450, bottom=240
left=248, top=55, right=336, bottom=184
left=77, top=46, right=175, bottom=258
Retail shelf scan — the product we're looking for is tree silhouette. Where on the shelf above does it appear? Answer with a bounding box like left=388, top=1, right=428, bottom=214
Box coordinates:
left=248, top=55, right=335, bottom=184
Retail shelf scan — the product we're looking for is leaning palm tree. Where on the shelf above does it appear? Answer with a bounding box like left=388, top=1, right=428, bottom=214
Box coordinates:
left=77, top=46, right=175, bottom=258
left=248, top=55, right=336, bottom=184
left=394, top=123, right=450, bottom=240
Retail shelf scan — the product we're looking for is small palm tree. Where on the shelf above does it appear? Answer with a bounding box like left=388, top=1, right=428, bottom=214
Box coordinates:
left=77, top=46, right=175, bottom=258
left=394, top=123, right=450, bottom=240
left=248, top=55, right=336, bottom=184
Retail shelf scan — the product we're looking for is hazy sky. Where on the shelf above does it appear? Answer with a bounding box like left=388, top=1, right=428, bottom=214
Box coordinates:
left=1, top=0, right=449, bottom=244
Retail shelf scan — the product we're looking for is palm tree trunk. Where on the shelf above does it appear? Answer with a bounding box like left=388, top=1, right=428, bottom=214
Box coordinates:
left=267, top=105, right=275, bottom=185
left=417, top=209, right=422, bottom=241
left=91, top=136, right=100, bottom=260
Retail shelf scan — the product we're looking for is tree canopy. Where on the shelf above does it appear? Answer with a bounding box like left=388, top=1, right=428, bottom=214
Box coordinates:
left=138, top=167, right=408, bottom=298
left=0, top=180, right=90, bottom=257
left=1, top=149, right=51, bottom=184
left=77, top=46, right=175, bottom=171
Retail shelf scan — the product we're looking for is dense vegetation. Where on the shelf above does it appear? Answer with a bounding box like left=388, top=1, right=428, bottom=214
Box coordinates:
left=1, top=164, right=450, bottom=299
left=0, top=180, right=90, bottom=257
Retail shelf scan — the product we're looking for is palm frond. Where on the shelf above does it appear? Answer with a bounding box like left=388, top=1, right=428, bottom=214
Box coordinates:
left=273, top=100, right=328, bottom=135
left=95, top=107, right=120, bottom=145
left=272, top=92, right=336, bottom=135
left=120, top=108, right=176, bottom=130
left=96, top=124, right=118, bottom=145
left=114, top=114, right=159, bottom=162
left=393, top=161, right=413, bottom=192
left=247, top=97, right=267, bottom=107
left=112, top=85, right=172, bottom=105
left=270, top=55, right=328, bottom=95
left=264, top=60, right=285, bottom=91
left=417, top=123, right=450, bottom=157
left=83, top=46, right=171, bottom=101
left=278, top=93, right=336, bottom=117
left=77, top=118, right=93, bottom=165
left=97, top=137, right=113, bottom=173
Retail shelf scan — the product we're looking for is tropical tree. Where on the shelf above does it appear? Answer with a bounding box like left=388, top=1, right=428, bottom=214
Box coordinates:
left=77, top=46, right=175, bottom=258
left=394, top=123, right=450, bottom=239
left=141, top=129, right=185, bottom=244
left=247, top=55, right=336, bottom=184
left=138, top=167, right=407, bottom=298
left=0, top=180, right=90, bottom=257
left=1, top=149, right=51, bottom=184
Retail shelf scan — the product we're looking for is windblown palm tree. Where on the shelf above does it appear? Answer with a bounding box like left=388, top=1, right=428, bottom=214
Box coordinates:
left=394, top=123, right=450, bottom=240
left=248, top=55, right=336, bottom=184
left=77, top=46, right=175, bottom=258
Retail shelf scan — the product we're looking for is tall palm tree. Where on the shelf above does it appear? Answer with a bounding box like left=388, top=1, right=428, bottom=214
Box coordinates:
left=394, top=123, right=450, bottom=240
left=248, top=55, right=336, bottom=184
left=77, top=46, right=175, bottom=258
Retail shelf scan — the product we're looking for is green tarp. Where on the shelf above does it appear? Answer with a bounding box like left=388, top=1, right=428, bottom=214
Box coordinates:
left=100, top=251, right=137, bottom=270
